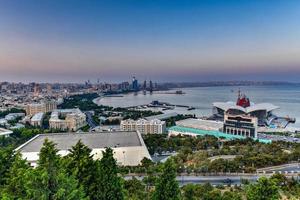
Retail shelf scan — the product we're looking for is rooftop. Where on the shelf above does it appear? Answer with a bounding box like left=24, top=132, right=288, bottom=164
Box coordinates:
left=31, top=112, right=44, bottom=121
left=176, top=118, right=223, bottom=131
left=169, top=126, right=271, bottom=143
left=16, top=131, right=142, bottom=152
left=0, top=127, right=13, bottom=136
left=213, top=101, right=279, bottom=113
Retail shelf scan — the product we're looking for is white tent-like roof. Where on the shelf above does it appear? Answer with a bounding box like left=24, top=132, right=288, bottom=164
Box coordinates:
left=213, top=101, right=279, bottom=114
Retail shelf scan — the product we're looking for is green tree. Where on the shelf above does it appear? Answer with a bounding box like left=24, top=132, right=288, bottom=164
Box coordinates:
left=152, top=159, right=180, bottom=200
left=124, top=177, right=146, bottom=200
left=182, top=184, right=196, bottom=200
left=203, top=189, right=222, bottom=200
left=222, top=191, right=242, bottom=200
left=1, top=153, right=30, bottom=198
left=246, top=177, right=280, bottom=200
left=96, top=148, right=124, bottom=200
left=66, top=140, right=97, bottom=199
left=25, top=139, right=87, bottom=200
left=0, top=147, right=16, bottom=186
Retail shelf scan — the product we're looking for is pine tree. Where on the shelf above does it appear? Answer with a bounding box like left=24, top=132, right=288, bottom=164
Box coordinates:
left=96, top=147, right=124, bottom=200
left=152, top=159, right=180, bottom=200
left=25, top=139, right=88, bottom=200
left=66, top=140, right=98, bottom=199
left=2, top=153, right=31, bottom=199
left=0, top=147, right=16, bottom=186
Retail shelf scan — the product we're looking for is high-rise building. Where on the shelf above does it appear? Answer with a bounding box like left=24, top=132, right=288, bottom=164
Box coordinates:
left=132, top=77, right=139, bottom=91
left=46, top=84, right=52, bottom=95
left=149, top=80, right=153, bottom=93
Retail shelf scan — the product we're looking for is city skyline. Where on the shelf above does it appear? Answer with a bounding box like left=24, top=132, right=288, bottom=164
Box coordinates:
left=1, top=0, right=300, bottom=82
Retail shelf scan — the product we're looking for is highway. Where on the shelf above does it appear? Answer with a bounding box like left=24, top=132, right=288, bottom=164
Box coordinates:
left=258, top=133, right=300, bottom=143
left=125, top=173, right=300, bottom=186
left=84, top=111, right=97, bottom=130
left=125, top=163, right=300, bottom=186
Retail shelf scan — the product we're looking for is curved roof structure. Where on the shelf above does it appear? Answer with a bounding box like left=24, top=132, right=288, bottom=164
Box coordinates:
left=213, top=101, right=279, bottom=114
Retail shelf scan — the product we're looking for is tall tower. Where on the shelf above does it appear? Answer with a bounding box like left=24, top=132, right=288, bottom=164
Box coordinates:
left=47, top=84, right=52, bottom=95
left=149, top=80, right=153, bottom=93
left=143, top=80, right=147, bottom=90
left=132, top=76, right=139, bottom=91
left=33, top=83, right=40, bottom=96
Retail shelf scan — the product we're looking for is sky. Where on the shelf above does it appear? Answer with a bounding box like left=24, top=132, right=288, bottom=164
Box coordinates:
left=0, top=0, right=300, bottom=83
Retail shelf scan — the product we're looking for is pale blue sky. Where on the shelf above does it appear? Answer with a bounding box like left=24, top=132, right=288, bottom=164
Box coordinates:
left=0, top=0, right=299, bottom=82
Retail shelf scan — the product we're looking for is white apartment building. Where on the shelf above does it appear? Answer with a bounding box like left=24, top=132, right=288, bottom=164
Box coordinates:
left=30, top=112, right=44, bottom=127
left=49, top=109, right=86, bottom=131
left=26, top=101, right=57, bottom=116
left=120, top=119, right=166, bottom=134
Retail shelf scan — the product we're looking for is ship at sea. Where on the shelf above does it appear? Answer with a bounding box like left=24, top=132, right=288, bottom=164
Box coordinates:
left=211, top=90, right=296, bottom=128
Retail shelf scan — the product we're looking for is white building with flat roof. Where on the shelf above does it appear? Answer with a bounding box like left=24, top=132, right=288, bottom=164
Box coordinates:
left=176, top=118, right=224, bottom=131
left=5, top=113, right=25, bottom=121
left=30, top=112, right=45, bottom=127
left=15, top=131, right=151, bottom=167
left=0, top=128, right=13, bottom=137
left=49, top=109, right=86, bottom=131
left=121, top=119, right=166, bottom=134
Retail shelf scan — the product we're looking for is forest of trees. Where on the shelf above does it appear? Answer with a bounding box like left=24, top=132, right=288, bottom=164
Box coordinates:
left=143, top=134, right=300, bottom=174
left=1, top=139, right=300, bottom=199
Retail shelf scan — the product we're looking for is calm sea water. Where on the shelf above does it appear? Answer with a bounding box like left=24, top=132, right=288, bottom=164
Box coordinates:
left=96, top=85, right=300, bottom=129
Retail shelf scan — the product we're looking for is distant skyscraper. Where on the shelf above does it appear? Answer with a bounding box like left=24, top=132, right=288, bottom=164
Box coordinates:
left=33, top=83, right=40, bottom=96
left=132, top=76, right=139, bottom=91
left=143, top=80, right=147, bottom=90
left=149, top=80, right=153, bottom=93
left=46, top=84, right=52, bottom=95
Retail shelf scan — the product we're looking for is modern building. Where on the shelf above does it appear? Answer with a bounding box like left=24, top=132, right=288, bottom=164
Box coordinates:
left=212, top=91, right=295, bottom=127
left=223, top=113, right=258, bottom=138
left=132, top=76, right=139, bottom=91
left=30, top=112, right=45, bottom=127
left=26, top=101, right=57, bottom=116
left=15, top=131, right=151, bottom=167
left=49, top=109, right=86, bottom=131
left=121, top=119, right=166, bottom=134
left=168, top=118, right=270, bottom=143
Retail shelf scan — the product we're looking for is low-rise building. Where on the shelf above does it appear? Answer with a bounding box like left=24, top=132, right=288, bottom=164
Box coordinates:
left=120, top=119, right=166, bottom=134
left=26, top=101, right=57, bottom=116
left=15, top=131, right=151, bottom=167
left=49, top=109, right=86, bottom=131
left=5, top=113, right=25, bottom=121
left=30, top=112, right=45, bottom=127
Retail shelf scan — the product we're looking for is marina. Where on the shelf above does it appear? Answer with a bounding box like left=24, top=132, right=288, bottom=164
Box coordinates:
left=95, top=85, right=300, bottom=129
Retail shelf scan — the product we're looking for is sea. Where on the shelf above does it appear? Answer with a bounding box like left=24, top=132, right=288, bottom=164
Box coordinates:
left=95, top=85, right=300, bottom=129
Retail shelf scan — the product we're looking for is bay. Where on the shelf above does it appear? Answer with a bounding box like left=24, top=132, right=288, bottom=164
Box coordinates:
left=95, top=85, right=300, bottom=129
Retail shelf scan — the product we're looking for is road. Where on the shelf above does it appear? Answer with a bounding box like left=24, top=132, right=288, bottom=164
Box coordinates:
left=84, top=111, right=97, bottom=130
left=257, top=163, right=300, bottom=173
left=125, top=175, right=265, bottom=186
left=258, top=133, right=300, bottom=143
left=125, top=173, right=300, bottom=186
left=124, top=163, right=300, bottom=186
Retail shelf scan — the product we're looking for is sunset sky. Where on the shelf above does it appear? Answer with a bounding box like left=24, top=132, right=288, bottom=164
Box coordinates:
left=0, top=0, right=300, bottom=83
